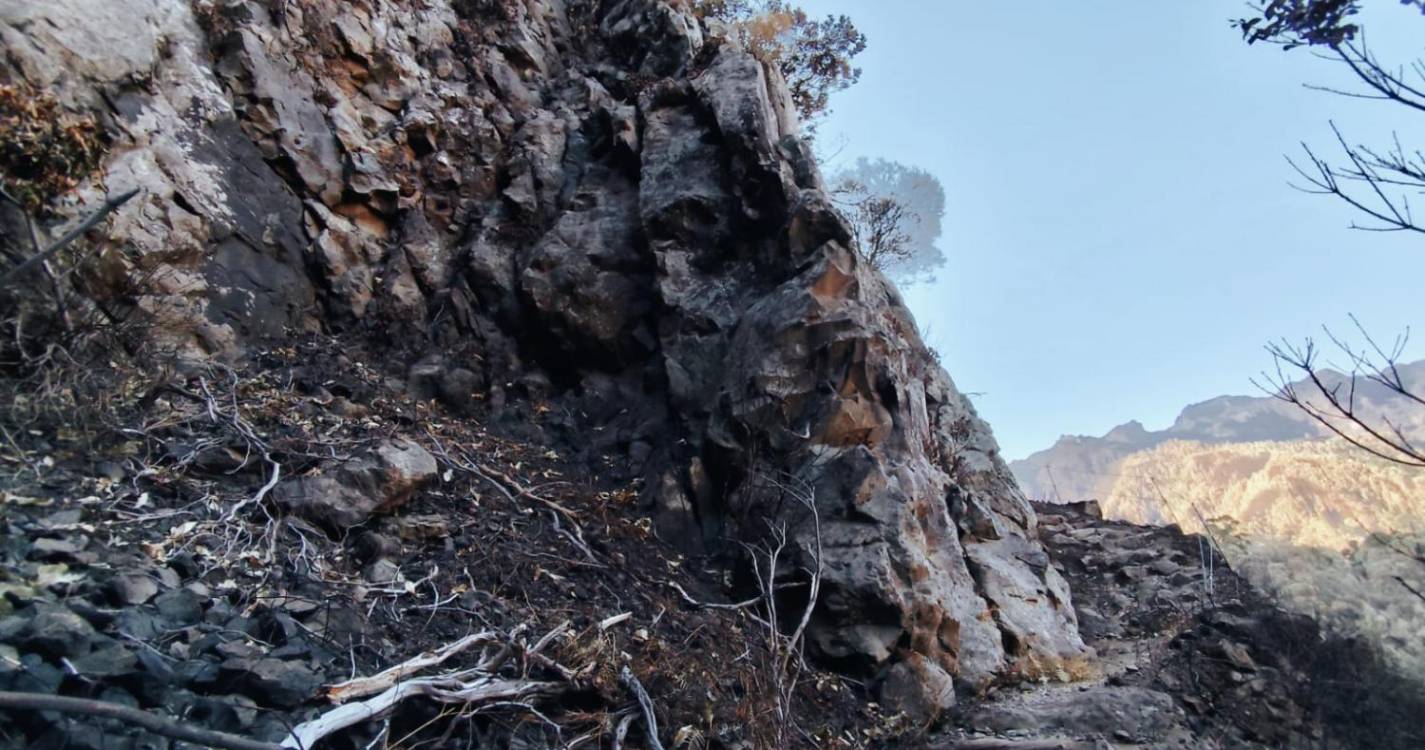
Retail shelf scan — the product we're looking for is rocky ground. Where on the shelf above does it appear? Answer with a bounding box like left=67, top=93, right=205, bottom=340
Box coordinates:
left=939, top=501, right=1425, bottom=750
left=3, top=0, right=1423, bottom=747
left=0, top=336, right=913, bottom=749
left=2, top=336, right=1421, bottom=749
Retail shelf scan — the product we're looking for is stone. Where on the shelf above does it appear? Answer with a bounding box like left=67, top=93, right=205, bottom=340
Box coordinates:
left=134, top=645, right=175, bottom=686
left=35, top=509, right=84, bottom=531
left=116, top=608, right=165, bottom=641
left=274, top=439, right=437, bottom=532
left=390, top=514, right=451, bottom=542
left=155, top=566, right=183, bottom=589
left=221, top=657, right=320, bottom=709
left=351, top=530, right=402, bottom=564
left=1216, top=640, right=1258, bottom=672
left=107, top=574, right=159, bottom=606
left=175, top=658, right=222, bottom=691
left=1149, top=559, right=1181, bottom=577
left=878, top=653, right=957, bottom=725
left=1116, top=565, right=1148, bottom=583
left=253, top=609, right=302, bottom=646
left=21, top=604, right=98, bottom=659
left=29, top=536, right=86, bottom=562
left=154, top=588, right=205, bottom=627
left=364, top=559, right=402, bottom=585
left=187, top=694, right=260, bottom=734
left=438, top=368, right=484, bottom=409
left=69, top=642, right=139, bottom=678
left=6, top=654, right=63, bottom=694
left=214, top=640, right=263, bottom=661
left=33, top=723, right=109, bottom=750
left=966, top=686, right=1186, bottom=741
left=278, top=596, right=321, bottom=617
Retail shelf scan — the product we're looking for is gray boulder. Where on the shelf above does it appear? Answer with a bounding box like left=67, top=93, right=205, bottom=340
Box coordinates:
left=274, top=439, right=438, bottom=532
left=221, top=656, right=320, bottom=709
left=966, top=686, right=1187, bottom=741
left=20, top=604, right=99, bottom=659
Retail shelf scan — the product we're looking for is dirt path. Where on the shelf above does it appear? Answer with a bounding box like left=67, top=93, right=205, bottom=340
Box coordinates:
left=938, top=502, right=1316, bottom=749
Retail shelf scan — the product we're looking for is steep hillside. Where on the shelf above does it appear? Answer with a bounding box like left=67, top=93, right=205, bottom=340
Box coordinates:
left=1010, top=360, right=1425, bottom=503
left=1101, top=440, right=1425, bottom=548
left=0, top=0, right=1085, bottom=745
left=1100, top=440, right=1425, bottom=675
left=1011, top=372, right=1425, bottom=680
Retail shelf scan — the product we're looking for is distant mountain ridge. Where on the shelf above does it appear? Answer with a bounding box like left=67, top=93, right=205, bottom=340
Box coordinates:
left=1010, top=361, right=1425, bottom=677
left=1010, top=359, right=1425, bottom=504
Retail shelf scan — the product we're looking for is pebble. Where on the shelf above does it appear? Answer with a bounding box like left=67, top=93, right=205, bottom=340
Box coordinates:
left=108, top=574, right=159, bottom=606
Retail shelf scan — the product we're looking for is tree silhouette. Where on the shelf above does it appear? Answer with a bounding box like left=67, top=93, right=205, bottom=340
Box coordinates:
left=831, top=158, right=947, bottom=284
left=1237, top=1, right=1425, bottom=233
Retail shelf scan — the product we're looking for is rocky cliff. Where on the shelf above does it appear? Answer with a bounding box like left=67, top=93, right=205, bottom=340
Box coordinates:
left=1, top=0, right=1084, bottom=721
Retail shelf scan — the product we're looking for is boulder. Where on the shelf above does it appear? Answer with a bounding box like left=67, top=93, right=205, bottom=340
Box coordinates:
left=221, top=656, right=320, bottom=709
left=274, top=439, right=437, bottom=532
left=21, top=604, right=99, bottom=659
left=878, top=653, right=957, bottom=725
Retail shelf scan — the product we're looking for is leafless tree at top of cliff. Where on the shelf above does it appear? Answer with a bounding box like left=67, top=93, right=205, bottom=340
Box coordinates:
left=1237, top=1, right=1425, bottom=233
left=846, top=193, right=914, bottom=272
left=1253, top=315, right=1425, bottom=467
left=831, top=157, right=947, bottom=282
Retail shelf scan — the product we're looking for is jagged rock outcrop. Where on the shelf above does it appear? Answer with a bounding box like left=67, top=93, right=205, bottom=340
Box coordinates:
left=0, top=0, right=1086, bottom=705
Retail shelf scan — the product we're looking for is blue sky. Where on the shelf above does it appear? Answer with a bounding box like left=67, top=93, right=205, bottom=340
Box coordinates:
left=799, top=0, right=1425, bottom=459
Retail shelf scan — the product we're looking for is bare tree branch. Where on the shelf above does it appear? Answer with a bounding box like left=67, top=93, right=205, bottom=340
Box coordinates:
left=0, top=691, right=280, bottom=750
left=618, top=666, right=666, bottom=750
left=0, top=188, right=139, bottom=283
left=1253, top=335, right=1425, bottom=468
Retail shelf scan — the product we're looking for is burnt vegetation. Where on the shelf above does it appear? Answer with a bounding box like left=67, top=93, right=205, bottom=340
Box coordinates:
left=692, top=0, right=866, bottom=123
left=3, top=1, right=1425, bottom=748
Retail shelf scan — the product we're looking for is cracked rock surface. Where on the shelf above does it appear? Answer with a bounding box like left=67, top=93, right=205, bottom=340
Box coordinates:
left=2, top=0, right=1085, bottom=710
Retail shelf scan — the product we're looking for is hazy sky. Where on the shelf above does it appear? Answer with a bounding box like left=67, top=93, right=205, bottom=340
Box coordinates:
left=800, top=0, right=1425, bottom=459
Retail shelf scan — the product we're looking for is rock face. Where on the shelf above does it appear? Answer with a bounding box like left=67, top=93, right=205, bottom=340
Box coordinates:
left=2, top=0, right=1086, bottom=700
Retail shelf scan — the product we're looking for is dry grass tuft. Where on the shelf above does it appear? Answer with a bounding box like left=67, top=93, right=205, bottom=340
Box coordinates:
left=0, top=82, right=106, bottom=212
